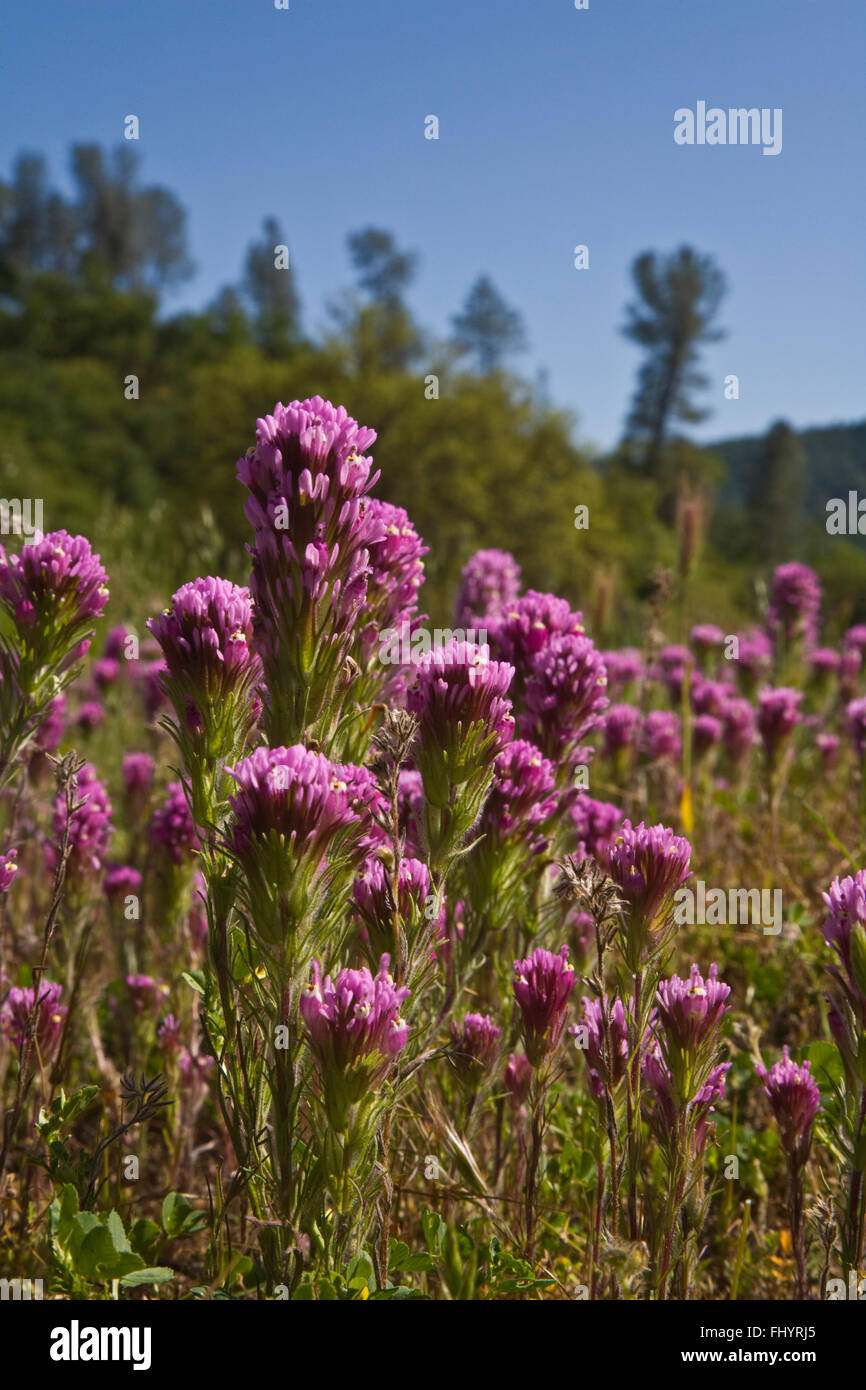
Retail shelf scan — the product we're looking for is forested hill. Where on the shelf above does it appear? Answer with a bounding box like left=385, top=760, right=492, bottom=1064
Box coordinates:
left=710, top=420, right=866, bottom=508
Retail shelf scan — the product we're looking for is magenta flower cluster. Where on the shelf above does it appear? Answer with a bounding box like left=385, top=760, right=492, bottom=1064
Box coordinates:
left=122, top=751, right=155, bottom=797
left=149, top=781, right=198, bottom=865
left=237, top=396, right=381, bottom=737
left=601, top=648, right=642, bottom=696
left=606, top=820, right=692, bottom=934
left=50, top=763, right=113, bottom=880
left=655, top=962, right=731, bottom=1053
left=570, top=795, right=625, bottom=860
left=512, top=944, right=575, bottom=1067
left=767, top=562, right=821, bottom=650
left=450, top=1011, right=502, bottom=1086
left=455, top=549, right=521, bottom=628
left=148, top=577, right=259, bottom=713
left=0, top=848, right=18, bottom=893
left=352, top=854, right=442, bottom=955
left=521, top=632, right=608, bottom=760
left=0, top=530, right=109, bottom=636
left=845, top=697, right=866, bottom=758
left=409, top=641, right=514, bottom=736
left=641, top=710, right=681, bottom=763
left=479, top=739, right=558, bottom=850
left=722, top=697, right=757, bottom=763
left=504, top=1051, right=532, bottom=1108
left=358, top=500, right=427, bottom=677
left=757, top=686, right=802, bottom=762
left=643, top=1050, right=731, bottom=1153
left=603, top=703, right=641, bottom=756
left=300, top=954, right=410, bottom=1128
left=488, top=591, right=585, bottom=708
left=1, top=980, right=67, bottom=1057
left=755, top=1047, right=820, bottom=1165
left=821, top=870, right=866, bottom=1008
left=572, top=993, right=631, bottom=1098
left=227, top=744, right=362, bottom=864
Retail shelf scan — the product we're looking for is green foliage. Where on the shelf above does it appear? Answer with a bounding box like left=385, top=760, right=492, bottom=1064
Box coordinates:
left=161, top=1191, right=208, bottom=1238
left=286, top=1246, right=432, bottom=1301
left=34, top=1090, right=202, bottom=1297
left=388, top=1238, right=435, bottom=1274
left=35, top=1086, right=102, bottom=1197
left=419, top=1209, right=554, bottom=1298
left=49, top=1183, right=174, bottom=1295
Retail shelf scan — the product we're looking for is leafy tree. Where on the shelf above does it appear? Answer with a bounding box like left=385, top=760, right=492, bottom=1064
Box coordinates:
left=347, top=227, right=417, bottom=304
left=0, top=144, right=192, bottom=292
left=206, top=287, right=252, bottom=349
left=0, top=154, right=51, bottom=273
left=71, top=144, right=192, bottom=291
left=243, top=216, right=301, bottom=354
left=330, top=227, right=423, bottom=373
left=451, top=275, right=527, bottom=373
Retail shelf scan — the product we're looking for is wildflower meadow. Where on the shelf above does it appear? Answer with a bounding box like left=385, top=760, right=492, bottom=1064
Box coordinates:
left=1, top=1, right=864, bottom=1367
left=1, top=394, right=865, bottom=1328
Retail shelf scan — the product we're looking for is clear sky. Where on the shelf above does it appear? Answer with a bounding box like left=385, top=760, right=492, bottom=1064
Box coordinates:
left=1, top=0, right=863, bottom=452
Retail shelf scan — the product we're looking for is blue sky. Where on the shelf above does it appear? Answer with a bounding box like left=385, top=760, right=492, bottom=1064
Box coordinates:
left=1, top=0, right=863, bottom=451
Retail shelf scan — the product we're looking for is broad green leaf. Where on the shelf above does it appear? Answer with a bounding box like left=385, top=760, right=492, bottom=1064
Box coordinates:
left=396, top=1252, right=433, bottom=1273
left=803, top=1041, right=844, bottom=1089
left=421, top=1208, right=446, bottom=1256
left=345, top=1251, right=375, bottom=1288
left=129, top=1218, right=161, bottom=1259
left=106, top=1208, right=132, bottom=1254
left=162, top=1191, right=194, bottom=1236
left=79, top=1223, right=143, bottom=1281
left=54, top=1183, right=80, bottom=1242
left=68, top=1210, right=101, bottom=1266
left=120, top=1266, right=175, bottom=1287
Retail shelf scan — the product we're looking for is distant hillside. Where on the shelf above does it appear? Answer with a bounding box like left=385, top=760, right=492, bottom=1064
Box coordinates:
left=710, top=420, right=866, bottom=510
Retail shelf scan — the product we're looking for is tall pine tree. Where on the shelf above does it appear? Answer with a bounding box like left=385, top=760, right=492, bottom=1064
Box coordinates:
left=748, top=420, right=806, bottom=565
left=451, top=275, right=527, bottom=373
left=622, top=246, right=726, bottom=495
